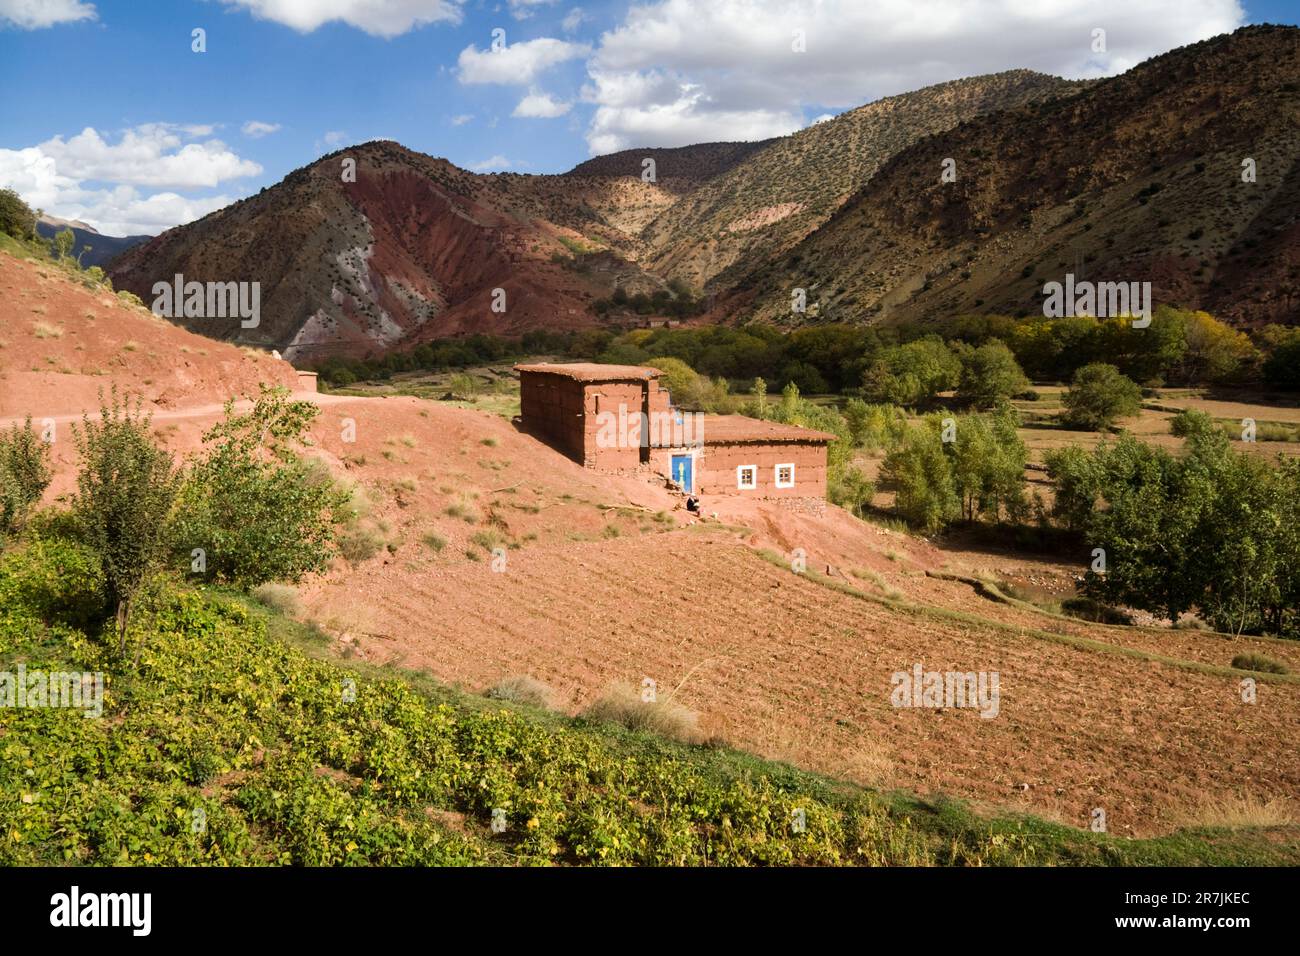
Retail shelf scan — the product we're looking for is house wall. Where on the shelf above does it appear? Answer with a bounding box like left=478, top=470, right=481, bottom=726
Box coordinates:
left=519, top=371, right=649, bottom=469
left=696, top=441, right=828, bottom=499
left=582, top=381, right=645, bottom=470
left=519, top=370, right=587, bottom=463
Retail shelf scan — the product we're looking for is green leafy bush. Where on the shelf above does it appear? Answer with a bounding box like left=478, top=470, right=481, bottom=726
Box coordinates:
left=70, top=389, right=180, bottom=653
left=172, top=386, right=347, bottom=588
left=1061, top=363, right=1142, bottom=431
left=0, top=417, right=51, bottom=541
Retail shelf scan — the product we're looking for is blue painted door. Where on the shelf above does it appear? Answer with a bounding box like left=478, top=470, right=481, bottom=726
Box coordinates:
left=671, top=454, right=693, bottom=492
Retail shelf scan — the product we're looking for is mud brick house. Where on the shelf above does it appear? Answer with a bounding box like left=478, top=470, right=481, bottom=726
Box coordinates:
left=515, top=363, right=835, bottom=499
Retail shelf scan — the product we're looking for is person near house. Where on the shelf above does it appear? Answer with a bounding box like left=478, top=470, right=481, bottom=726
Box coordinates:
left=685, top=495, right=700, bottom=514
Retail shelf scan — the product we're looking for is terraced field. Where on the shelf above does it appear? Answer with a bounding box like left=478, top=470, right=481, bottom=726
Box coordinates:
left=300, top=528, right=1300, bottom=837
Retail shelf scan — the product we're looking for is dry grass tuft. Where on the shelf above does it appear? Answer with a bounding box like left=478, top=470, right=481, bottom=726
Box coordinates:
left=1175, top=793, right=1299, bottom=830
left=484, top=675, right=560, bottom=710
left=585, top=683, right=703, bottom=744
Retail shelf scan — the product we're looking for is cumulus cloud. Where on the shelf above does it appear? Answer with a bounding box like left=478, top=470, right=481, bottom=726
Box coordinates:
left=217, top=0, right=462, bottom=38
left=0, top=124, right=260, bottom=235
left=33, top=125, right=261, bottom=188
left=467, top=155, right=515, bottom=171
left=457, top=36, right=589, bottom=84
left=513, top=89, right=572, bottom=118
left=241, top=120, right=281, bottom=138
left=583, top=0, right=1245, bottom=153
left=0, top=0, right=96, bottom=29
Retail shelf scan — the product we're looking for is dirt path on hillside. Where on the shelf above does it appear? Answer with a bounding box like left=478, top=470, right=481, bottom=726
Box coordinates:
left=0, top=390, right=359, bottom=428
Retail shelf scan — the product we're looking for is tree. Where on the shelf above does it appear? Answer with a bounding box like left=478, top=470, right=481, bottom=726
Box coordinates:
left=645, top=356, right=698, bottom=405
left=0, top=188, right=36, bottom=240
left=1259, top=325, right=1300, bottom=390
left=949, top=410, right=1028, bottom=522
left=0, top=417, right=51, bottom=541
left=1048, top=426, right=1300, bottom=636
left=861, top=337, right=960, bottom=406
left=1178, top=310, right=1257, bottom=384
left=1061, top=363, right=1141, bottom=431
left=71, top=390, right=181, bottom=655
left=173, top=385, right=348, bottom=588
left=957, top=340, right=1029, bottom=409
left=881, top=420, right=960, bottom=532
left=52, top=226, right=76, bottom=262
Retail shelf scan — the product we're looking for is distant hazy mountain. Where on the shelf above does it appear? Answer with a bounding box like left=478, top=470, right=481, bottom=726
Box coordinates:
left=37, top=215, right=152, bottom=269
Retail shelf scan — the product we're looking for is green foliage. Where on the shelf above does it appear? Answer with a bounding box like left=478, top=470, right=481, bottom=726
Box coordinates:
left=644, top=356, right=738, bottom=413
left=1061, top=363, right=1142, bottom=430
left=1169, top=408, right=1217, bottom=439
left=0, top=188, right=37, bottom=240
left=0, top=417, right=51, bottom=541
left=957, top=340, right=1029, bottom=409
left=881, top=419, right=961, bottom=533
left=862, top=337, right=961, bottom=406
left=949, top=410, right=1029, bottom=523
left=883, top=411, right=1027, bottom=532
left=1259, top=325, right=1300, bottom=390
left=1050, top=431, right=1300, bottom=637
left=173, top=386, right=347, bottom=588
left=51, top=227, right=75, bottom=262
left=842, top=399, right=907, bottom=451
left=1230, top=653, right=1289, bottom=675
left=830, top=466, right=875, bottom=517
left=70, top=390, right=181, bottom=653
left=447, top=373, right=479, bottom=400
left=0, top=535, right=105, bottom=631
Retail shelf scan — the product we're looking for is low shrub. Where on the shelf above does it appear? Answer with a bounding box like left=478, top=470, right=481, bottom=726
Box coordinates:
left=584, top=683, right=703, bottom=744
left=484, top=675, right=560, bottom=710
left=1230, top=653, right=1289, bottom=675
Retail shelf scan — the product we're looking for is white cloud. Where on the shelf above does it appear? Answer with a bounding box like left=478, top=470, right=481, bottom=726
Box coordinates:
left=218, top=0, right=462, bottom=38
left=513, top=89, right=572, bottom=118
left=457, top=36, right=589, bottom=84
left=33, top=125, right=261, bottom=188
left=316, top=130, right=350, bottom=151
left=583, top=0, right=1245, bottom=153
left=449, top=113, right=474, bottom=126
left=0, top=124, right=261, bottom=235
left=241, top=120, right=282, bottom=138
left=508, top=0, right=558, bottom=19
left=467, top=155, right=514, bottom=171
left=0, top=0, right=96, bottom=29
left=561, top=7, right=586, bottom=32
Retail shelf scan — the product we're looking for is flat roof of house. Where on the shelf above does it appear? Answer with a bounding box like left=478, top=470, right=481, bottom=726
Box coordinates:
left=702, top=415, right=837, bottom=444
left=514, top=362, right=661, bottom=382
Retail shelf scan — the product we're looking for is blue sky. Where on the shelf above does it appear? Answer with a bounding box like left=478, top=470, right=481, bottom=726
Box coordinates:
left=1, top=0, right=1294, bottom=235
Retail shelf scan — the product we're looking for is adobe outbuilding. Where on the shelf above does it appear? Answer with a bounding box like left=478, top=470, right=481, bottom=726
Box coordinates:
left=515, top=362, right=835, bottom=500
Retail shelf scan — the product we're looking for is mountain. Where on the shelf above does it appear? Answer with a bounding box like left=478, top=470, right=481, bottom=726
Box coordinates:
left=109, top=141, right=632, bottom=363
left=107, top=27, right=1300, bottom=363
left=107, top=70, right=1084, bottom=362
left=635, top=70, right=1088, bottom=292
left=36, top=215, right=151, bottom=268
left=739, top=25, right=1300, bottom=329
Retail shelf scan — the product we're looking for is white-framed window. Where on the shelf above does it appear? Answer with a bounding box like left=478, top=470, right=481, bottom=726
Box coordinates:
left=736, top=464, right=757, bottom=490
left=775, top=463, right=795, bottom=489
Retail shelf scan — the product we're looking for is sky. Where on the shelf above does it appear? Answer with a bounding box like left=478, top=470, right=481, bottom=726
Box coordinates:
left=0, top=0, right=1294, bottom=236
